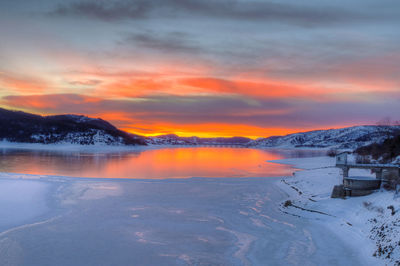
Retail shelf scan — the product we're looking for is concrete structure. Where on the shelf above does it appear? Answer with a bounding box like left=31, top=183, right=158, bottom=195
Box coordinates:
left=343, top=176, right=381, bottom=196
left=336, top=152, right=400, bottom=180
left=336, top=152, right=349, bottom=166
left=332, top=152, right=400, bottom=197
left=343, top=176, right=381, bottom=190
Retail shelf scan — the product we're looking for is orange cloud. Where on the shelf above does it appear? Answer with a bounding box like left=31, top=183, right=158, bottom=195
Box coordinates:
left=179, top=77, right=331, bottom=100
left=98, top=78, right=176, bottom=98
left=0, top=72, right=48, bottom=94
left=79, top=73, right=328, bottom=100
left=1, top=94, right=101, bottom=112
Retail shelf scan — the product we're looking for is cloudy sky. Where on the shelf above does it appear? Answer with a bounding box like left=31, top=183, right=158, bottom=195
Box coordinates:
left=0, top=0, right=399, bottom=138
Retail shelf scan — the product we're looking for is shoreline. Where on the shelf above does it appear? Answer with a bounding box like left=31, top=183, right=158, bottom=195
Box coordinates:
left=273, top=156, right=399, bottom=265
left=0, top=141, right=153, bottom=153
left=0, top=140, right=334, bottom=153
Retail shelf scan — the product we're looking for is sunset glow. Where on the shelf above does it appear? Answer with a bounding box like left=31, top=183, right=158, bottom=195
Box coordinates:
left=1, top=1, right=399, bottom=138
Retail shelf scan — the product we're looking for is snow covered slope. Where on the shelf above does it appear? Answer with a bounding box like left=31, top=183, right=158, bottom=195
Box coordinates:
left=0, top=108, right=146, bottom=145
left=146, top=126, right=400, bottom=149
left=249, top=125, right=400, bottom=149
left=274, top=156, right=399, bottom=265
left=2, top=107, right=398, bottom=148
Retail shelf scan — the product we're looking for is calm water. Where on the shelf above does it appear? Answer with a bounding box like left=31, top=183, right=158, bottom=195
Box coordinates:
left=0, top=147, right=326, bottom=179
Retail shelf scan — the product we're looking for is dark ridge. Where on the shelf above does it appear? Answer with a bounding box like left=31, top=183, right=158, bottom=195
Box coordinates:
left=0, top=107, right=146, bottom=145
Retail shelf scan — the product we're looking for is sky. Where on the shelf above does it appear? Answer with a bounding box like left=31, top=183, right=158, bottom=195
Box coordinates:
left=0, top=0, right=399, bottom=138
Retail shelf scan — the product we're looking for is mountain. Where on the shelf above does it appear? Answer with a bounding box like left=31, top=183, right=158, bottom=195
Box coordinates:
left=0, top=108, right=146, bottom=145
left=1, top=107, right=398, bottom=149
left=145, top=126, right=400, bottom=149
left=248, top=125, right=400, bottom=149
left=146, top=134, right=252, bottom=146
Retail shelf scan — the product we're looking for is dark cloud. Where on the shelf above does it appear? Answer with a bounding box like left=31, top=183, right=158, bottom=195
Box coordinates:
left=121, top=31, right=201, bottom=53
left=51, top=0, right=151, bottom=21
left=49, top=0, right=380, bottom=26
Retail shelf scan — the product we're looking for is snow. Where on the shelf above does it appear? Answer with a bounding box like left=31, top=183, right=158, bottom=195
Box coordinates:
left=145, top=126, right=400, bottom=149
left=273, top=156, right=399, bottom=265
left=251, top=125, right=400, bottom=149
left=346, top=176, right=377, bottom=180
left=58, top=129, right=125, bottom=145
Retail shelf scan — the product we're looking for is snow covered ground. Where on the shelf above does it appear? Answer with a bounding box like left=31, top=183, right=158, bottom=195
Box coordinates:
left=273, top=156, right=400, bottom=265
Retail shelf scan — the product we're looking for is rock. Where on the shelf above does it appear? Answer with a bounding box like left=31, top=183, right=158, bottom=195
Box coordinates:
left=331, top=185, right=345, bottom=198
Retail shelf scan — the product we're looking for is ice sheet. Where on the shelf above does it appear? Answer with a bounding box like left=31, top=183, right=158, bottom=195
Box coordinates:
left=0, top=174, right=377, bottom=266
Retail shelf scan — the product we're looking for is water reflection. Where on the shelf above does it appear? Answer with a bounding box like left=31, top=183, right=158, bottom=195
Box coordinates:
left=0, top=147, right=320, bottom=179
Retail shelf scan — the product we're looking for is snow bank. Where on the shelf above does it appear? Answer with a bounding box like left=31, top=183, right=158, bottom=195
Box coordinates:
left=274, top=156, right=399, bottom=265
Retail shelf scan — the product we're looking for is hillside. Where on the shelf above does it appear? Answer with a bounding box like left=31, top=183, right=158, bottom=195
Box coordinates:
left=249, top=125, right=400, bottom=149
left=355, top=134, right=400, bottom=163
left=1, top=107, right=398, bottom=149
left=147, top=125, right=400, bottom=149
left=0, top=108, right=146, bottom=145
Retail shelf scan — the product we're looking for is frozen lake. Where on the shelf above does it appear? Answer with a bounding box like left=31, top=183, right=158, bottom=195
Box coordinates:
left=0, top=147, right=367, bottom=265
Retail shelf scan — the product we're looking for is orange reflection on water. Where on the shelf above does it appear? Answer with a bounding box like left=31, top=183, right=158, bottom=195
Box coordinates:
left=99, top=147, right=292, bottom=179
left=0, top=147, right=294, bottom=179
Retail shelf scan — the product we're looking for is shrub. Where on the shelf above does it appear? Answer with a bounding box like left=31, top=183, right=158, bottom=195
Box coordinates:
left=355, top=135, right=400, bottom=163
left=387, top=205, right=396, bottom=216
left=382, top=170, right=400, bottom=190
left=283, top=200, right=292, bottom=207
left=326, top=148, right=338, bottom=157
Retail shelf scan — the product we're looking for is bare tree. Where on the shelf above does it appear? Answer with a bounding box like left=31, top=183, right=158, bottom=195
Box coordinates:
left=376, top=117, right=392, bottom=126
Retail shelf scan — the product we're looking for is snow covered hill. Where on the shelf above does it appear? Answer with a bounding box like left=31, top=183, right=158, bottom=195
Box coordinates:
left=145, top=134, right=252, bottom=146
left=1, top=107, right=398, bottom=149
left=0, top=108, right=146, bottom=145
left=145, top=126, right=400, bottom=149
left=249, top=125, right=400, bottom=149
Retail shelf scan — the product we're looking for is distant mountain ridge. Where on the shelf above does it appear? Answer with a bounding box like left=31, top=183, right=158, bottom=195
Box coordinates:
left=0, top=107, right=398, bottom=149
left=146, top=134, right=252, bottom=146
left=0, top=108, right=146, bottom=145
left=248, top=125, right=400, bottom=149
left=145, top=126, right=400, bottom=149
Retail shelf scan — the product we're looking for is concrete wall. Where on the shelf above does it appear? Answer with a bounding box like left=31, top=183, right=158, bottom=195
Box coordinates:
left=343, top=178, right=381, bottom=190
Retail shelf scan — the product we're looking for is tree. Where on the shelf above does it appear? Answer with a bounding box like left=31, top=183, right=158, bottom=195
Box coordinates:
left=376, top=117, right=392, bottom=126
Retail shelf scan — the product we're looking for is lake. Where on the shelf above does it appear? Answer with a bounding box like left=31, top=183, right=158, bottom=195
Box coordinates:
left=0, top=146, right=369, bottom=266
left=0, top=147, right=327, bottom=179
